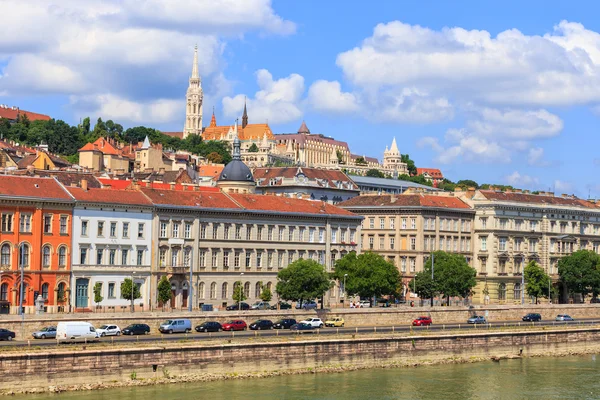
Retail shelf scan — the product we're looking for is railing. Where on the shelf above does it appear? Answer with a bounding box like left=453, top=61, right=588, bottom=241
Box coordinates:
left=166, top=266, right=190, bottom=274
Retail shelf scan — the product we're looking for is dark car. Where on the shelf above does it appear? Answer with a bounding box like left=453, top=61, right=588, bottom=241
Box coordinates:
left=195, top=321, right=222, bottom=332
left=226, top=302, right=250, bottom=311
left=591, top=297, right=600, bottom=304
left=122, top=324, right=151, bottom=335
left=273, top=318, right=297, bottom=329
left=222, top=320, right=247, bottom=331
left=270, top=301, right=292, bottom=310
left=249, top=320, right=274, bottom=330
left=522, top=313, right=542, bottom=322
left=290, top=322, right=315, bottom=333
left=0, top=328, right=15, bottom=341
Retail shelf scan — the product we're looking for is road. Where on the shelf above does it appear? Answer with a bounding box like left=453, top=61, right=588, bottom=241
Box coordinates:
left=3, top=318, right=600, bottom=348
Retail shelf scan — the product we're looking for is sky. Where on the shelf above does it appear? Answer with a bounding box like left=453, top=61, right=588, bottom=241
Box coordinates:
left=0, top=0, right=599, bottom=197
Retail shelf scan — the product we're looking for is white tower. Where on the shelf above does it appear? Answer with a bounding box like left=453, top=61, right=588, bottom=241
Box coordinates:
left=184, top=45, right=203, bottom=138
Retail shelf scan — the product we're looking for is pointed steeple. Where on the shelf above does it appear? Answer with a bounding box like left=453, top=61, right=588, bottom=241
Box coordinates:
left=232, top=130, right=241, bottom=161
left=390, top=137, right=399, bottom=153
left=141, top=135, right=151, bottom=149
left=191, top=44, right=199, bottom=80
left=298, top=120, right=310, bottom=134
left=184, top=44, right=203, bottom=138
left=242, top=97, right=248, bottom=129
left=209, top=106, right=216, bottom=127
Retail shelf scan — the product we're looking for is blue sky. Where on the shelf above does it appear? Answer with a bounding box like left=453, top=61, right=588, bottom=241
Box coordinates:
left=1, top=0, right=599, bottom=197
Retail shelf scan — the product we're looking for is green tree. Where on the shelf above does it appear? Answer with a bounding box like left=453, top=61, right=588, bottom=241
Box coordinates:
left=121, top=278, right=141, bottom=312
left=81, top=117, right=91, bottom=136
left=427, top=252, right=477, bottom=304
left=333, top=252, right=400, bottom=304
left=260, top=284, right=273, bottom=302
left=558, top=250, right=600, bottom=300
left=456, top=179, right=479, bottom=189
left=276, top=259, right=331, bottom=307
left=354, top=156, right=367, bottom=165
left=400, top=154, right=417, bottom=175
left=410, top=271, right=438, bottom=304
left=93, top=282, right=103, bottom=306
left=157, top=276, right=172, bottom=308
left=207, top=151, right=224, bottom=164
left=366, top=169, right=385, bottom=178
left=336, top=149, right=344, bottom=163
left=247, top=143, right=259, bottom=152
left=232, top=281, right=247, bottom=304
left=524, top=260, right=550, bottom=303
left=398, top=174, right=433, bottom=187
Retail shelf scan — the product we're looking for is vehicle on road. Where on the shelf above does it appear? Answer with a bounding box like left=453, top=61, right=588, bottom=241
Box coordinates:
left=56, top=322, right=98, bottom=342
left=556, top=314, right=574, bottom=321
left=222, top=320, right=247, bottom=331
left=249, top=319, right=274, bottom=330
left=159, top=319, right=192, bottom=334
left=358, top=300, right=371, bottom=308
left=412, top=316, right=432, bottom=326
left=522, top=313, right=542, bottom=322
left=250, top=301, right=271, bottom=310
left=270, top=302, right=292, bottom=310
left=195, top=321, right=222, bottom=333
left=0, top=328, right=15, bottom=341
left=325, top=317, right=345, bottom=327
left=96, top=324, right=121, bottom=337
left=290, top=322, right=315, bottom=333
left=296, top=300, right=318, bottom=310
left=32, top=326, right=56, bottom=339
left=273, top=318, right=297, bottom=329
left=301, top=317, right=324, bottom=328
left=467, top=316, right=487, bottom=324
left=122, top=324, right=150, bottom=335
left=226, top=302, right=250, bottom=311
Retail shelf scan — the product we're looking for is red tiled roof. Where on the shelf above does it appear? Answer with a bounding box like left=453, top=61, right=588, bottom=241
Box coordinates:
left=198, top=165, right=224, bottom=179
left=0, top=140, right=35, bottom=154
left=478, top=190, right=596, bottom=208
left=79, top=138, right=124, bottom=156
left=338, top=194, right=471, bottom=209
left=253, top=167, right=358, bottom=190
left=28, top=170, right=101, bottom=188
left=141, top=188, right=239, bottom=209
left=67, top=187, right=152, bottom=206
left=229, top=193, right=358, bottom=216
left=417, top=168, right=443, bottom=179
left=0, top=176, right=72, bottom=200
left=0, top=106, right=51, bottom=122
left=203, top=123, right=274, bottom=141
left=97, top=178, right=133, bottom=190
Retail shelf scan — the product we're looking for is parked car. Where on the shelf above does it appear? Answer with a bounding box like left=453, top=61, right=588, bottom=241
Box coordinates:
left=56, top=322, right=98, bottom=342
left=249, top=319, right=274, bottom=330
left=301, top=317, right=324, bottom=328
left=270, top=302, right=292, bottom=310
left=226, top=302, right=250, bottom=311
left=412, top=316, right=433, bottom=326
left=273, top=318, right=297, bottom=329
left=195, top=321, right=222, bottom=333
left=159, top=319, right=192, bottom=334
left=358, top=300, right=371, bottom=308
left=251, top=301, right=271, bottom=310
left=296, top=300, right=318, bottom=310
left=325, top=317, right=345, bottom=327
left=290, top=322, right=315, bottom=333
left=32, top=326, right=56, bottom=339
left=96, top=324, right=121, bottom=337
left=122, top=324, right=150, bottom=335
left=467, top=316, right=487, bottom=324
left=556, top=314, right=574, bottom=321
left=222, top=320, right=247, bottom=331
left=0, top=328, right=15, bottom=341
left=522, top=313, right=542, bottom=322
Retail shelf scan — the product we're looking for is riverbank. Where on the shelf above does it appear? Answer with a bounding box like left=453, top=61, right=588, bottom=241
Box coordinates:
left=3, top=326, right=600, bottom=396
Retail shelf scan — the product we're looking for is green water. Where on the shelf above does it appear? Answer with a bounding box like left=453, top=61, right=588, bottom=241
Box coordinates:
left=15, top=355, right=600, bottom=399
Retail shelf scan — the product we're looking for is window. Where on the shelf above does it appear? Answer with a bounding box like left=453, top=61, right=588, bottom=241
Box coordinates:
left=453, top=238, right=458, bottom=251
left=499, top=219, right=507, bottom=230
left=350, top=230, right=356, bottom=243
left=441, top=219, right=445, bottom=231
left=515, top=220, right=522, bottom=231
left=210, top=282, right=217, bottom=299
left=424, top=218, right=429, bottom=230
left=439, top=237, right=445, bottom=251
left=319, top=229, right=324, bottom=243
left=59, top=216, right=68, bottom=234
left=244, top=282, right=250, bottom=298
left=446, top=238, right=451, bottom=251
left=19, top=244, right=30, bottom=267
left=122, top=222, right=129, bottom=238
left=390, top=218, right=395, bottom=229
left=257, top=251, right=262, bottom=267
left=309, top=228, right=315, bottom=242
left=58, top=246, right=66, bottom=267
left=390, top=237, right=395, bottom=250
left=513, top=283, right=522, bottom=300
left=212, top=251, right=218, bottom=267
left=121, top=249, right=128, bottom=266
left=43, top=214, right=52, bottom=233
left=234, top=251, right=240, bottom=268
left=515, top=238, right=522, bottom=251
left=110, top=222, right=117, bottom=238
left=1, top=213, right=13, bottom=232
left=109, top=249, right=116, bottom=265
left=198, top=282, right=205, bottom=299
left=380, top=218, right=385, bottom=229
left=97, top=221, right=104, bottom=236
left=529, top=239, right=537, bottom=252
left=96, top=248, right=103, bottom=264
left=481, top=237, right=488, bottom=251
left=530, top=220, right=537, bottom=232
left=184, top=248, right=192, bottom=267
left=1, top=283, right=8, bottom=301
left=410, top=237, right=416, bottom=250
left=137, top=223, right=144, bottom=239
left=288, top=251, right=294, bottom=265
left=199, top=250, right=206, bottom=267
left=221, top=282, right=228, bottom=300
left=369, top=218, right=375, bottom=229
left=278, top=252, right=283, bottom=267
left=255, top=282, right=261, bottom=298
left=411, top=218, right=416, bottom=229
left=498, top=283, right=506, bottom=301
left=379, top=236, right=385, bottom=249
left=0, top=244, right=9, bottom=266
left=108, top=283, right=115, bottom=298
left=289, top=228, right=294, bottom=241
left=300, top=227, right=306, bottom=242
left=160, top=222, right=168, bottom=238
left=245, top=225, right=251, bottom=240
left=401, top=258, right=406, bottom=273
left=42, top=245, right=51, bottom=267
left=480, top=217, right=487, bottom=229
left=185, top=223, right=192, bottom=239
left=200, top=224, right=207, bottom=239
left=171, top=248, right=179, bottom=266
left=409, top=258, right=416, bottom=272
left=499, top=237, right=507, bottom=251
left=268, top=251, right=273, bottom=267
left=246, top=251, right=251, bottom=267
left=369, top=236, right=374, bottom=250
left=172, top=222, right=180, bottom=238
left=81, top=220, right=88, bottom=235
left=424, top=237, right=430, bottom=251
left=256, top=226, right=262, bottom=241
left=20, top=214, right=31, bottom=233
left=331, top=230, right=337, bottom=243
left=401, top=218, right=407, bottom=229
left=223, top=250, right=230, bottom=268
left=80, top=248, right=87, bottom=265
left=234, top=225, right=241, bottom=240
left=277, top=227, right=284, bottom=241
left=453, top=220, right=458, bottom=231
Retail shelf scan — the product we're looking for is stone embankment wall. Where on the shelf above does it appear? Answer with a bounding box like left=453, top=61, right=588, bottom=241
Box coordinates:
left=2, top=304, right=600, bottom=338
left=2, top=327, right=600, bottom=392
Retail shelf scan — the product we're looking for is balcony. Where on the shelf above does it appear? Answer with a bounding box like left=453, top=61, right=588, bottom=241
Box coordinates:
left=166, top=266, right=189, bottom=274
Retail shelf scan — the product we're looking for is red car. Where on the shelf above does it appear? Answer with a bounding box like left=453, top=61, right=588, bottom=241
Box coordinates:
left=221, top=320, right=247, bottom=331
left=412, top=316, right=432, bottom=326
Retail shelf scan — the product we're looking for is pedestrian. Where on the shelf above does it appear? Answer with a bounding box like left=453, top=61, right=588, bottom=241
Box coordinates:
left=350, top=302, right=355, bottom=309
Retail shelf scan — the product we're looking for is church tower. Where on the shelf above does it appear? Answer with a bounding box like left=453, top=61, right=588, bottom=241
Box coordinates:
left=242, top=97, right=248, bottom=129
left=183, top=45, right=203, bottom=139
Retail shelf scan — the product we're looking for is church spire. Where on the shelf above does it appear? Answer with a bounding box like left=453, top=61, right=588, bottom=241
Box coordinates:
left=210, top=106, right=216, bottom=127
left=242, top=97, right=248, bottom=129
left=191, top=44, right=199, bottom=80
left=183, top=44, right=203, bottom=138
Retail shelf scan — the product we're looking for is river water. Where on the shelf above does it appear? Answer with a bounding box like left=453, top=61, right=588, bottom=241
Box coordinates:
left=15, top=355, right=600, bottom=400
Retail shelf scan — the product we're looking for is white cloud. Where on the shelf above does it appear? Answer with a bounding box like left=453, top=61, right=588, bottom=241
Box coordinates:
left=466, top=108, right=563, bottom=140
left=505, top=171, right=539, bottom=187
left=222, top=69, right=304, bottom=124
left=308, top=80, right=359, bottom=113
left=554, top=179, right=574, bottom=193
left=528, top=147, right=551, bottom=167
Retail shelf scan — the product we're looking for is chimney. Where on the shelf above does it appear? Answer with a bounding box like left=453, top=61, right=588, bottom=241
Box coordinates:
left=81, top=179, right=88, bottom=191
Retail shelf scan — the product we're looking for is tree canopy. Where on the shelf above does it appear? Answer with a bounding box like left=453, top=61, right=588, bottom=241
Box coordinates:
left=247, top=143, right=259, bottom=153
left=366, top=169, right=385, bottom=178
left=276, top=259, right=331, bottom=306
left=524, top=260, right=550, bottom=303
left=120, top=278, right=142, bottom=312
left=558, top=250, right=600, bottom=299
left=398, top=173, right=433, bottom=187
left=400, top=154, right=417, bottom=175
left=232, top=281, right=247, bottom=303
left=157, top=276, right=172, bottom=307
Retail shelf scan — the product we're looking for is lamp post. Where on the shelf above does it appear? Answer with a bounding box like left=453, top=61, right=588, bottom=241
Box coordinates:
left=239, top=272, right=244, bottom=312
left=430, top=252, right=434, bottom=307
left=343, top=274, right=348, bottom=308
left=521, top=264, right=525, bottom=305
left=131, top=271, right=136, bottom=313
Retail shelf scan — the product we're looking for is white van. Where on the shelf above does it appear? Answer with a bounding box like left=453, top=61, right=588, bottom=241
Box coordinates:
left=56, top=321, right=99, bottom=343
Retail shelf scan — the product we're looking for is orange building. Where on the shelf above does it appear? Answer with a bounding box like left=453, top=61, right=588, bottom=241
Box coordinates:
left=0, top=176, right=74, bottom=314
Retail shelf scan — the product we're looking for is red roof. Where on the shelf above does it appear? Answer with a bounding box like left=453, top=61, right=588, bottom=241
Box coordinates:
left=417, top=168, right=444, bottom=179
left=0, top=176, right=72, bottom=200
left=0, top=106, right=51, bottom=122
left=229, top=193, right=358, bottom=216
left=198, top=165, right=224, bottom=179
left=96, top=178, right=133, bottom=190
left=79, top=137, right=124, bottom=156
left=338, top=194, right=471, bottom=209
left=67, top=187, right=152, bottom=206
left=478, top=190, right=596, bottom=208
left=141, top=188, right=239, bottom=209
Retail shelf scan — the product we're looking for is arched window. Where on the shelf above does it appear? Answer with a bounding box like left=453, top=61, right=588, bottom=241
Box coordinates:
left=19, top=244, right=30, bottom=267
left=513, top=283, right=522, bottom=300
left=498, top=283, right=506, bottom=301
left=255, top=282, right=261, bottom=298
left=210, top=282, right=216, bottom=299
left=57, top=282, right=66, bottom=301
left=221, top=282, right=228, bottom=299
left=42, top=245, right=51, bottom=268
left=0, top=283, right=7, bottom=301
left=266, top=282, right=272, bottom=292
left=244, top=282, right=250, bottom=298
left=198, top=282, right=205, bottom=299
left=58, top=246, right=67, bottom=267
left=41, top=283, right=49, bottom=300
left=0, top=244, right=10, bottom=266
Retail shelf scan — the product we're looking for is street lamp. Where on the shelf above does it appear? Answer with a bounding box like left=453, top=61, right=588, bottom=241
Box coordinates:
left=131, top=271, right=136, bottom=313
left=430, top=252, right=435, bottom=307
left=521, top=264, right=525, bottom=305
left=239, top=272, right=244, bottom=312
left=343, top=274, right=348, bottom=308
